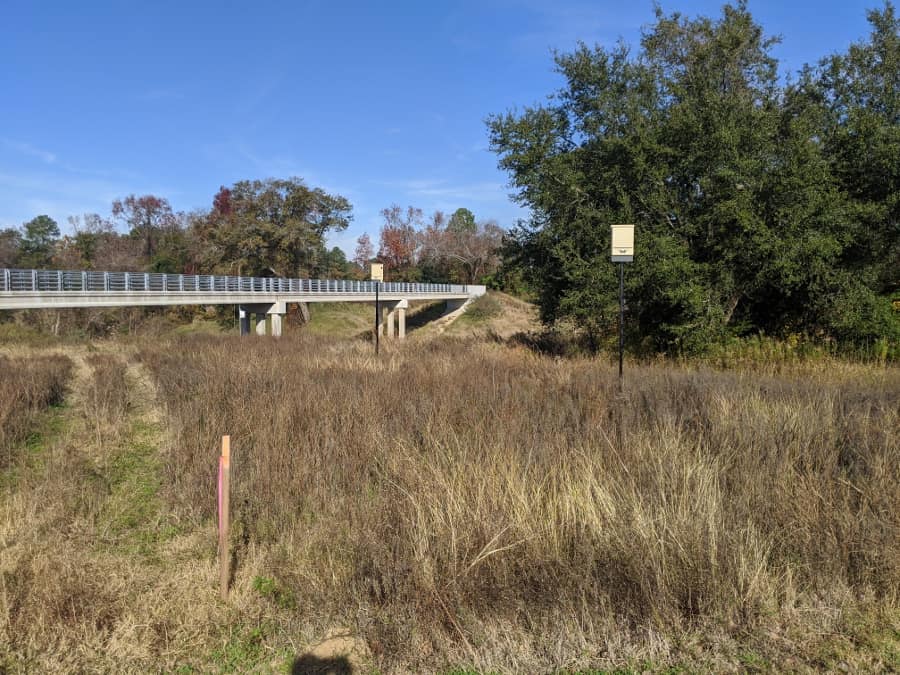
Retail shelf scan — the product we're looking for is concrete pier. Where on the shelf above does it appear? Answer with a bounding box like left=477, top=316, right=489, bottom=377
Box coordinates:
left=380, top=299, right=408, bottom=341
left=239, top=302, right=287, bottom=337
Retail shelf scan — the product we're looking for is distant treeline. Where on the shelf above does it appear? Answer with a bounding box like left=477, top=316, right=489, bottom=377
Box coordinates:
left=489, top=2, right=899, bottom=352
left=0, top=180, right=503, bottom=287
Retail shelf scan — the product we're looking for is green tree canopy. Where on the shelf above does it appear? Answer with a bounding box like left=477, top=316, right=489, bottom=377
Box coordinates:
left=489, top=2, right=899, bottom=352
left=19, top=215, right=60, bottom=269
left=0, top=228, right=22, bottom=268
left=447, top=207, right=476, bottom=233
left=197, top=178, right=352, bottom=277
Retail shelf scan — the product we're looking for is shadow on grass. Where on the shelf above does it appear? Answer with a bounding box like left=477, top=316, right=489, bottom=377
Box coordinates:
left=291, top=654, right=353, bottom=674
left=350, top=300, right=449, bottom=343
left=404, top=301, right=448, bottom=332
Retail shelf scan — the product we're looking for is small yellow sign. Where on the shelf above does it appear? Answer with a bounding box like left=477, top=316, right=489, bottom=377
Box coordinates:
left=611, top=224, right=635, bottom=262
left=370, top=263, right=384, bottom=282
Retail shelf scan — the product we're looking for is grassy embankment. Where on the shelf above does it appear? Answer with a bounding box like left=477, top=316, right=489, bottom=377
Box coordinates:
left=0, top=300, right=898, bottom=672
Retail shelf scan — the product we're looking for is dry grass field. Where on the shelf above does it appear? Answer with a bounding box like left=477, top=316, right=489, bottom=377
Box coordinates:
left=0, top=322, right=898, bottom=673
left=0, top=353, right=71, bottom=468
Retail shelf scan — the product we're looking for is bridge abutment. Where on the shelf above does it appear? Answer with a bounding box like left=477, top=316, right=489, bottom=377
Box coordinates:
left=445, top=298, right=468, bottom=313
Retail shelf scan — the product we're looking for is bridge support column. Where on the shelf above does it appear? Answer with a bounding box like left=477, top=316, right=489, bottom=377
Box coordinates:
left=377, top=303, right=386, bottom=338
left=255, top=313, right=268, bottom=336
left=394, top=299, right=408, bottom=339
left=380, top=299, right=408, bottom=340
left=239, top=301, right=286, bottom=337
left=239, top=306, right=250, bottom=336
left=270, top=312, right=283, bottom=337
left=386, top=306, right=396, bottom=339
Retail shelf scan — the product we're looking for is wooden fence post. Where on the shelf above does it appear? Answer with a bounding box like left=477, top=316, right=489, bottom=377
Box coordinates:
left=218, top=435, right=231, bottom=601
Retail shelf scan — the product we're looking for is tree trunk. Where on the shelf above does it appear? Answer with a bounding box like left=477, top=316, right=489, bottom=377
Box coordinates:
left=723, top=292, right=741, bottom=324
left=297, top=302, right=310, bottom=323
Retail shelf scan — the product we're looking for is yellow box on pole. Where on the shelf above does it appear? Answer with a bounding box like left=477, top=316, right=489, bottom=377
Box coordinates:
left=370, top=263, right=384, bottom=281
left=611, top=224, right=634, bottom=262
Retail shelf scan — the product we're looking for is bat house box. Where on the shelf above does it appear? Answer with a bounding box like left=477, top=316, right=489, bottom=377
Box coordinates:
left=610, top=224, right=634, bottom=262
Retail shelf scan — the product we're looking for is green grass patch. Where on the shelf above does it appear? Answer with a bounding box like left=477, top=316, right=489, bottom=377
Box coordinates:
left=173, top=318, right=230, bottom=336
left=252, top=575, right=297, bottom=610
left=456, top=294, right=502, bottom=325
left=0, top=321, right=61, bottom=346
left=0, top=401, right=70, bottom=490
left=306, top=302, right=373, bottom=337
left=206, top=623, right=294, bottom=674
left=95, top=418, right=176, bottom=557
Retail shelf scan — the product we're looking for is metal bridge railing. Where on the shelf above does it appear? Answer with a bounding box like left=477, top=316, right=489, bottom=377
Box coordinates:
left=0, top=268, right=468, bottom=296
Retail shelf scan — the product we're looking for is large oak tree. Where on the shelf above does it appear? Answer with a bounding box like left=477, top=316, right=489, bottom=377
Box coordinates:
left=489, top=2, right=899, bottom=352
left=197, top=178, right=352, bottom=278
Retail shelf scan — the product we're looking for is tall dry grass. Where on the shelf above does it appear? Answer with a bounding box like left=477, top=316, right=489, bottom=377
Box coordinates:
left=0, top=354, right=72, bottom=467
left=82, top=353, right=130, bottom=448
left=138, top=334, right=900, bottom=670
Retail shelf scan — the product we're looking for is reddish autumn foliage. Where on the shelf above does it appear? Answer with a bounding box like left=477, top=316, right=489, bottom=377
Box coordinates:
left=111, top=194, right=177, bottom=259
left=212, top=187, right=233, bottom=217
left=378, top=205, right=422, bottom=280
left=353, top=233, right=374, bottom=269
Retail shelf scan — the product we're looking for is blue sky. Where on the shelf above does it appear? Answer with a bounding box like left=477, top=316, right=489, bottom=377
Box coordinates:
left=0, top=0, right=877, bottom=255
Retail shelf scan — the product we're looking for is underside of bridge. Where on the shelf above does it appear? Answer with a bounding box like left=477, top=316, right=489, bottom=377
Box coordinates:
left=238, top=297, right=470, bottom=338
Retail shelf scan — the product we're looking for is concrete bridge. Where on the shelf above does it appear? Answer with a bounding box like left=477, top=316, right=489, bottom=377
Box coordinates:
left=0, top=268, right=485, bottom=337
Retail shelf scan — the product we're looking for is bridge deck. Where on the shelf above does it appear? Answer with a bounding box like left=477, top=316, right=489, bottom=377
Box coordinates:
left=0, top=268, right=482, bottom=310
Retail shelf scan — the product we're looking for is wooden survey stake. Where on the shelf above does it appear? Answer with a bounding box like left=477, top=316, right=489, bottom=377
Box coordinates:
left=218, top=435, right=231, bottom=601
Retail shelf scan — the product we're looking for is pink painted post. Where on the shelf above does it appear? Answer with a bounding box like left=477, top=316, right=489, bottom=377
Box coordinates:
left=218, top=435, right=231, bottom=601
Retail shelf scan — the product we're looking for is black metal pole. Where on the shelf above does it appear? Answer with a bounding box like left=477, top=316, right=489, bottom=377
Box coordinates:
left=375, top=281, right=380, bottom=355
left=618, top=262, right=624, bottom=386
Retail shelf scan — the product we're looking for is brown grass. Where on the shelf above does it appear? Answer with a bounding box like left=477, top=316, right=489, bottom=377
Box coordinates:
left=0, top=353, right=71, bottom=467
left=82, top=353, right=130, bottom=448
left=1, top=332, right=897, bottom=672
left=130, top=334, right=900, bottom=671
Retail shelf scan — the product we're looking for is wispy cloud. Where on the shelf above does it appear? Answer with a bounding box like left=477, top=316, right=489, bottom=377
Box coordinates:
left=367, top=177, right=527, bottom=226
left=134, top=88, right=185, bottom=102
left=0, top=171, right=121, bottom=229
left=374, top=178, right=507, bottom=204
left=0, top=165, right=179, bottom=233
left=2, top=139, right=57, bottom=165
